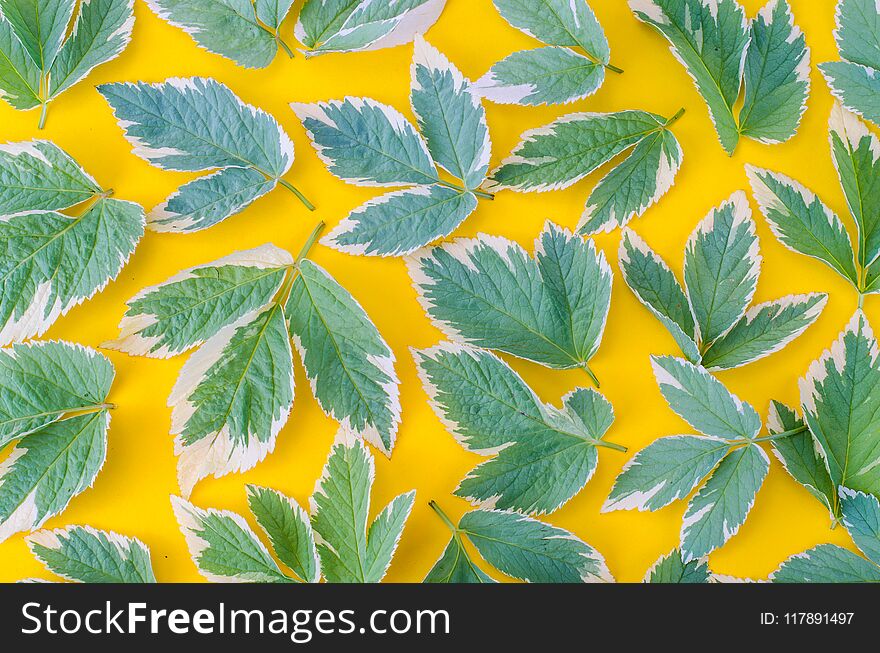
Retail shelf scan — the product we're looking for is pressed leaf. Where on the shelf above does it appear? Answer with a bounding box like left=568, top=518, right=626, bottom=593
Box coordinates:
left=800, top=311, right=880, bottom=503
left=286, top=259, right=401, bottom=455
left=645, top=549, right=710, bottom=583
left=105, top=245, right=291, bottom=358
left=172, top=496, right=292, bottom=583
left=171, top=304, right=294, bottom=498
left=840, top=488, right=880, bottom=565
left=0, top=0, right=75, bottom=73
left=310, top=431, right=415, bottom=583
left=772, top=544, right=880, bottom=582
left=680, top=444, right=770, bottom=561
left=27, top=526, right=156, bottom=583
left=246, top=484, right=320, bottom=583
left=0, top=197, right=145, bottom=346
left=409, top=222, right=611, bottom=371
left=683, top=192, right=760, bottom=348
left=0, top=15, right=41, bottom=110
left=411, top=36, right=490, bottom=190
left=821, top=62, right=880, bottom=126
left=652, top=355, right=762, bottom=440
left=459, top=509, right=612, bottom=583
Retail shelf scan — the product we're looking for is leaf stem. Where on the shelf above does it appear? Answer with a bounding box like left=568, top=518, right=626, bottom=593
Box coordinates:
left=279, top=179, right=316, bottom=211
left=435, top=179, right=494, bottom=201
left=38, top=101, right=48, bottom=130
left=428, top=500, right=459, bottom=535
left=594, top=439, right=627, bottom=453
left=580, top=363, right=601, bottom=388
left=276, top=34, right=295, bottom=59
left=605, top=63, right=624, bottom=74
left=737, top=425, right=808, bottom=445
left=295, top=221, right=326, bottom=265
left=665, top=107, right=686, bottom=128
left=859, top=291, right=865, bottom=310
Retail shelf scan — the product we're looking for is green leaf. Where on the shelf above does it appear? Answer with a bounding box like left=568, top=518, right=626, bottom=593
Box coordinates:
left=800, top=311, right=880, bottom=503
left=246, top=484, right=320, bottom=583
left=293, top=97, right=437, bottom=186
left=0, top=140, right=101, bottom=215
left=700, top=294, right=828, bottom=371
left=172, top=496, right=292, bottom=583
left=644, top=549, right=710, bottom=583
left=652, top=355, right=762, bottom=440
left=106, top=245, right=291, bottom=358
left=487, top=110, right=672, bottom=192
left=0, top=15, right=41, bottom=110
left=840, top=488, right=880, bottom=566
left=424, top=535, right=495, bottom=583
left=830, top=103, right=880, bottom=269
left=47, top=0, right=134, bottom=101
left=680, top=444, right=770, bottom=561
left=821, top=62, right=880, bottom=126
left=0, top=0, right=75, bottom=72
left=0, top=341, right=113, bottom=449
left=295, top=0, right=445, bottom=57
left=323, top=185, right=477, bottom=257
left=311, top=432, right=415, bottom=583
left=604, top=435, right=729, bottom=513
left=409, top=222, right=611, bottom=370
left=0, top=197, right=145, bottom=346
left=683, top=192, right=760, bottom=347
left=618, top=229, right=700, bottom=363
left=772, top=544, right=880, bottom=582
left=286, top=259, right=400, bottom=455
left=146, top=0, right=279, bottom=69
left=171, top=304, right=294, bottom=497
left=459, top=509, right=612, bottom=583
left=747, top=165, right=860, bottom=287
left=630, top=0, right=749, bottom=154
left=492, top=0, right=610, bottom=64
left=255, top=0, right=296, bottom=29
left=411, top=36, right=490, bottom=190
left=767, top=401, right=836, bottom=516
left=27, top=526, right=156, bottom=583
left=0, top=411, right=109, bottom=543
left=738, top=0, right=810, bottom=144
left=579, top=127, right=683, bottom=234
left=475, top=46, right=604, bottom=107
left=414, top=344, right=621, bottom=514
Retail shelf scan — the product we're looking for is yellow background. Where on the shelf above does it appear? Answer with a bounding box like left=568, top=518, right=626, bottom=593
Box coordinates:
left=0, top=0, right=873, bottom=583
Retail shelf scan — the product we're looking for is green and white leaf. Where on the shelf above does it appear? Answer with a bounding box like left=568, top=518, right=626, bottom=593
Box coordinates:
left=172, top=496, right=292, bottom=583
left=99, top=77, right=294, bottom=177
left=47, top=0, right=135, bottom=101
left=295, top=0, right=446, bottom=57
left=0, top=15, right=41, bottom=110
left=829, top=103, right=880, bottom=270
left=0, top=198, right=145, bottom=346
left=411, top=36, right=490, bottom=190
left=618, top=229, right=700, bottom=363
left=683, top=192, right=760, bottom=347
left=171, top=304, right=294, bottom=498
left=0, top=0, right=75, bottom=73
left=246, top=484, right=320, bottom=583
left=700, top=294, right=828, bottom=371
left=459, top=509, right=612, bottom=583
left=310, top=431, right=415, bottom=583
left=603, top=435, right=729, bottom=513
left=771, top=544, right=880, bottom=582
left=292, top=97, right=436, bottom=186
left=105, top=245, right=291, bottom=358
left=747, top=165, right=859, bottom=286
left=256, top=0, right=296, bottom=29
left=652, top=355, right=762, bottom=440
left=579, top=127, right=683, bottom=234
left=0, top=341, right=113, bottom=448
left=767, top=401, right=835, bottom=515
left=800, top=311, right=880, bottom=501
left=145, top=0, right=280, bottom=69
left=408, top=222, right=611, bottom=370
left=629, top=0, right=749, bottom=154
left=423, top=534, right=495, bottom=583
left=492, top=0, right=610, bottom=64
left=27, top=526, right=156, bottom=583
left=414, top=344, right=620, bottom=514
left=286, top=260, right=400, bottom=455
left=821, top=62, right=880, bottom=126
left=738, top=0, right=810, bottom=144
left=680, top=444, right=770, bottom=561
left=475, top=46, right=604, bottom=107
left=486, top=110, right=672, bottom=192
left=323, top=185, right=477, bottom=257
left=0, top=141, right=101, bottom=216
left=0, top=411, right=108, bottom=543
left=840, top=487, right=880, bottom=565
left=644, top=548, right=710, bottom=583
